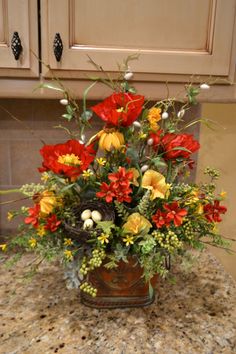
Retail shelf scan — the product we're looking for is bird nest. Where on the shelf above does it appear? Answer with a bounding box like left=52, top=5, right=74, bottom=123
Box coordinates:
left=63, top=200, right=115, bottom=242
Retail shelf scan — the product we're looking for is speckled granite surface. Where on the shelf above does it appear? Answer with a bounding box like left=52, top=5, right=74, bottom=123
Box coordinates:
left=0, top=250, right=235, bottom=354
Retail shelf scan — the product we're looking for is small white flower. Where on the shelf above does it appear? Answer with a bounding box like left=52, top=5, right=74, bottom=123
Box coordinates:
left=147, top=138, right=154, bottom=146
left=177, top=109, right=185, bottom=118
left=60, top=98, right=69, bottom=105
left=141, top=165, right=149, bottom=172
left=124, top=71, right=133, bottom=80
left=162, top=112, right=169, bottom=119
left=200, top=83, right=210, bottom=90
left=133, top=121, right=142, bottom=128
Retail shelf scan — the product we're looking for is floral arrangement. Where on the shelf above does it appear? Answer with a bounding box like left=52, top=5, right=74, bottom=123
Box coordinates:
left=2, top=57, right=228, bottom=298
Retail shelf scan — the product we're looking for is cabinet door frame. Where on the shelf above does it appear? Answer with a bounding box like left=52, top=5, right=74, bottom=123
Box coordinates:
left=41, top=0, right=236, bottom=82
left=0, top=0, right=39, bottom=78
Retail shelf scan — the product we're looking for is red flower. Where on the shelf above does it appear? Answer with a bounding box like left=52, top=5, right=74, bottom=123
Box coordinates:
left=96, top=182, right=116, bottom=203
left=38, top=140, right=95, bottom=180
left=96, top=167, right=133, bottom=203
left=152, top=209, right=169, bottom=228
left=204, top=200, right=227, bottom=223
left=44, top=214, right=61, bottom=232
left=164, top=202, right=187, bottom=227
left=162, top=133, right=200, bottom=160
left=91, top=92, right=144, bottom=127
left=24, top=204, right=41, bottom=228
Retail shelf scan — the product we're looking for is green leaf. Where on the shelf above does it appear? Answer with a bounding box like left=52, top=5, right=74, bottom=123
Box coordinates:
left=151, top=157, right=167, bottom=168
left=148, top=281, right=154, bottom=299
left=96, top=221, right=115, bottom=234
left=34, top=83, right=64, bottom=92
left=62, top=114, right=73, bottom=121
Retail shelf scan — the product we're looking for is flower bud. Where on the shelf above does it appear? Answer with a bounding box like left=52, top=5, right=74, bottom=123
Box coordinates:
left=124, top=71, right=133, bottom=80
left=81, top=134, right=86, bottom=142
left=147, top=138, right=154, bottom=146
left=162, top=112, right=169, bottom=119
left=200, top=83, right=210, bottom=90
left=60, top=98, right=69, bottom=105
left=177, top=109, right=185, bottom=118
left=141, top=165, right=149, bottom=172
left=133, top=121, right=141, bottom=128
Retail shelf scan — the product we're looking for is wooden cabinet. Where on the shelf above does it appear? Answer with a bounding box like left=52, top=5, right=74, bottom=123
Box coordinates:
left=0, top=0, right=235, bottom=99
left=0, top=0, right=39, bottom=77
left=41, top=0, right=236, bottom=82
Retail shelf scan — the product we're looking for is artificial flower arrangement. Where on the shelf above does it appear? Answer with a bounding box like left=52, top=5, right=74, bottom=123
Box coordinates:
left=2, top=57, right=228, bottom=307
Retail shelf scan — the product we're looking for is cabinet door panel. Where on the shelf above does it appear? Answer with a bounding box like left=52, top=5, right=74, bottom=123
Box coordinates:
left=0, top=0, right=39, bottom=77
left=42, top=0, right=236, bottom=80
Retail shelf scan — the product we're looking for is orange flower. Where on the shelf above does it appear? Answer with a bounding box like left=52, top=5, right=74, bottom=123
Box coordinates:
left=123, top=213, right=152, bottom=235
left=147, top=107, right=161, bottom=131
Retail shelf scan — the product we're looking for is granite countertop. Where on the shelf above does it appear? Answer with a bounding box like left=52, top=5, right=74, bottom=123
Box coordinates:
left=0, top=250, right=235, bottom=354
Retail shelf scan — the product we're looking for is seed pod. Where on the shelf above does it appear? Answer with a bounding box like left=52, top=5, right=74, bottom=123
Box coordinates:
left=133, top=121, right=141, bottom=128
left=141, top=165, right=149, bottom=172
left=81, top=209, right=92, bottom=221
left=60, top=98, right=69, bottom=105
left=200, top=83, right=210, bottom=90
left=177, top=109, right=185, bottom=118
left=162, top=112, right=169, bottom=119
left=147, top=138, right=154, bottom=146
left=91, top=210, right=102, bottom=222
left=124, top=71, right=133, bottom=80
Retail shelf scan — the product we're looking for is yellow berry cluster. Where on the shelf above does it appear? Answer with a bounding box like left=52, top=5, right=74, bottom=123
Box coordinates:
left=79, top=249, right=106, bottom=275
left=153, top=230, right=183, bottom=252
left=182, top=222, right=195, bottom=240
left=80, top=282, right=97, bottom=297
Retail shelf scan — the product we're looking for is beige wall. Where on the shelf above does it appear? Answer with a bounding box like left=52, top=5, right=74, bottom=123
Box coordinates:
left=196, top=103, right=236, bottom=280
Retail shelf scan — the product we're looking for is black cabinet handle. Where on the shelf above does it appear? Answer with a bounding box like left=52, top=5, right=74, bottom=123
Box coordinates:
left=53, top=33, right=63, bottom=62
left=11, top=32, right=23, bottom=60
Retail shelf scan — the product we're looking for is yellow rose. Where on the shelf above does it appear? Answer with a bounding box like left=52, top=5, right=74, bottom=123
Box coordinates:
left=123, top=213, right=152, bottom=235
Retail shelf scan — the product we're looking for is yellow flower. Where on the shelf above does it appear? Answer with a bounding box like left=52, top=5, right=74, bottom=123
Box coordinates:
left=98, top=129, right=125, bottom=151
left=138, top=132, right=147, bottom=139
left=212, top=223, right=219, bottom=234
left=82, top=169, right=94, bottom=179
left=148, top=107, right=161, bottom=131
left=7, top=212, right=14, bottom=221
left=39, top=190, right=58, bottom=215
left=64, top=250, right=73, bottom=261
left=29, top=238, right=37, bottom=248
left=97, top=233, right=110, bottom=244
left=58, top=153, right=81, bottom=166
left=64, top=238, right=73, bottom=246
left=220, top=190, right=227, bottom=199
left=123, top=235, right=134, bottom=246
left=142, top=170, right=170, bottom=200
left=0, top=244, right=7, bottom=252
left=96, top=157, right=106, bottom=166
left=41, top=172, right=50, bottom=182
left=37, top=226, right=46, bottom=237
left=123, top=213, right=152, bottom=235
left=196, top=204, right=204, bottom=215
left=128, top=168, right=140, bottom=187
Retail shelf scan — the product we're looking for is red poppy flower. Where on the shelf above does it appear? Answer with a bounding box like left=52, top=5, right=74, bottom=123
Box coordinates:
left=164, top=202, right=187, bottom=227
left=152, top=209, right=169, bottom=228
left=24, top=204, right=41, bottom=228
left=91, top=92, right=144, bottom=127
left=203, top=200, right=227, bottom=223
left=161, top=133, right=200, bottom=160
left=44, top=214, right=61, bottom=232
left=38, top=140, right=95, bottom=180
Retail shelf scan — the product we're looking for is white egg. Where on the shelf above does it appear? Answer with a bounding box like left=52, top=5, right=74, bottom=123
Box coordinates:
left=91, top=210, right=102, bottom=222
left=83, top=218, right=94, bottom=229
left=81, top=209, right=92, bottom=221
